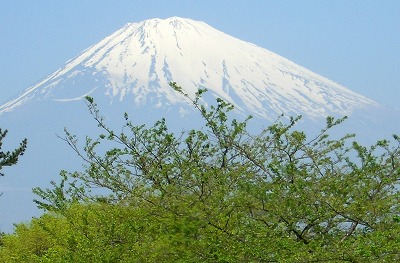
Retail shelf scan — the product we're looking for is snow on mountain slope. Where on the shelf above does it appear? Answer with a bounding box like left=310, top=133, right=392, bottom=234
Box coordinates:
left=0, top=17, right=381, bottom=121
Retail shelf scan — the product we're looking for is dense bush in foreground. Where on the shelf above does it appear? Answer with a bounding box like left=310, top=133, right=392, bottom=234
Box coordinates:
left=1, top=83, right=399, bottom=262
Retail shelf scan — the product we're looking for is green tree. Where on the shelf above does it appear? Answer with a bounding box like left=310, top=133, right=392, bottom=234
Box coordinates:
left=1, top=83, right=398, bottom=262
left=0, top=129, right=27, bottom=179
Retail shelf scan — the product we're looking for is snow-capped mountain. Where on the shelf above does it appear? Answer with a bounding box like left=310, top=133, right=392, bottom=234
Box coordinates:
left=0, top=17, right=381, bottom=121
left=0, top=17, right=398, bottom=233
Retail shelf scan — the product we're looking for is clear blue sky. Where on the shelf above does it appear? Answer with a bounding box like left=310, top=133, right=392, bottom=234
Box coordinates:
left=0, top=0, right=399, bottom=108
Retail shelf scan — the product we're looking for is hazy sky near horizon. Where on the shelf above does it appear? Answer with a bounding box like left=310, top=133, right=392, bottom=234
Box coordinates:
left=1, top=0, right=399, bottom=108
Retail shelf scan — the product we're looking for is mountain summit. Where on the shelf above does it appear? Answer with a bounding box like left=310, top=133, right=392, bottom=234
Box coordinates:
left=0, top=17, right=380, bottom=120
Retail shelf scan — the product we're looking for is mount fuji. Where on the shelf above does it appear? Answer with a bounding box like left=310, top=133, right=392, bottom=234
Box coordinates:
left=0, top=17, right=398, bottom=232
left=0, top=17, right=384, bottom=120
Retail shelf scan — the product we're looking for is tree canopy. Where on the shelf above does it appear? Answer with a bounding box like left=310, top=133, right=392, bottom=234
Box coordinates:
left=0, top=83, right=399, bottom=262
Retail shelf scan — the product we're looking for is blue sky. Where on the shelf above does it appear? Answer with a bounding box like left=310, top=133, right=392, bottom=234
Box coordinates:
left=0, top=0, right=399, bottom=108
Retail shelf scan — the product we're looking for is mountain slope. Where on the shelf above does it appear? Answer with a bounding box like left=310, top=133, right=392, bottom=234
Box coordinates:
left=0, top=17, right=381, bottom=121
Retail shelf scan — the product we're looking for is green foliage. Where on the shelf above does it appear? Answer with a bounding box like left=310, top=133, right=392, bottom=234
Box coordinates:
left=0, top=129, right=27, bottom=177
left=1, top=82, right=399, bottom=262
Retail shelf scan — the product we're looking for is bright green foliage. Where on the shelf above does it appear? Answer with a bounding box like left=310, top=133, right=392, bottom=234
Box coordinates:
left=0, top=129, right=27, bottom=177
left=1, top=83, right=399, bottom=262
